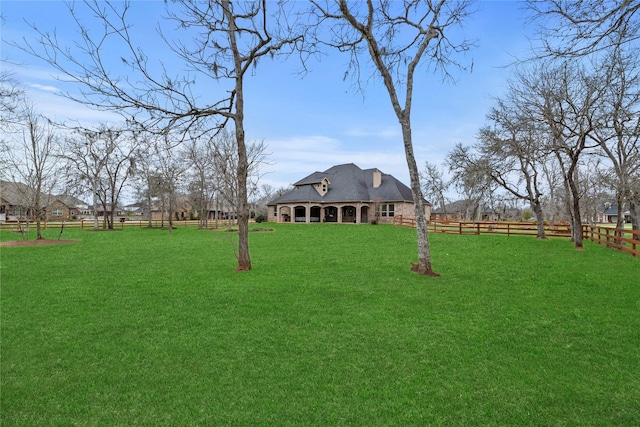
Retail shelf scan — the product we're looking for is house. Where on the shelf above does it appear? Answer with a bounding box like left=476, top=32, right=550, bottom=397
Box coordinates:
left=150, top=196, right=196, bottom=221
left=266, top=163, right=430, bottom=224
left=0, top=181, right=37, bottom=221
left=51, top=194, right=88, bottom=219
left=0, top=182, right=90, bottom=221
left=600, top=206, right=631, bottom=224
left=430, top=200, right=477, bottom=222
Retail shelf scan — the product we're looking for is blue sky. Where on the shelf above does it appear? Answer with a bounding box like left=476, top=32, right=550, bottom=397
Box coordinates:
left=1, top=1, right=538, bottom=197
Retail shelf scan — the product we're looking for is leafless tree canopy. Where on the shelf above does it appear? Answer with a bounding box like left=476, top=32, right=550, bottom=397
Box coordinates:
left=0, top=70, right=25, bottom=126
left=307, top=1, right=475, bottom=276
left=529, top=0, right=640, bottom=58
left=16, top=0, right=303, bottom=270
left=308, top=0, right=475, bottom=95
left=2, top=98, right=60, bottom=239
left=62, top=125, right=137, bottom=230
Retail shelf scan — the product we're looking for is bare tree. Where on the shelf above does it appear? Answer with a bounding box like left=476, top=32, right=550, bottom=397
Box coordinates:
left=62, top=125, right=137, bottom=230
left=63, top=127, right=111, bottom=230
left=473, top=76, right=554, bottom=239
left=528, top=0, right=640, bottom=58
left=540, top=158, right=568, bottom=224
left=420, top=161, right=450, bottom=222
left=252, top=183, right=276, bottom=220
left=154, top=138, right=186, bottom=236
left=309, top=0, right=474, bottom=276
left=0, top=69, right=24, bottom=129
left=542, top=63, right=603, bottom=248
left=3, top=99, right=59, bottom=239
left=184, top=136, right=218, bottom=229
left=130, top=136, right=159, bottom=228
left=591, top=44, right=640, bottom=231
left=447, top=143, right=497, bottom=221
left=211, top=129, right=270, bottom=231
left=17, top=0, right=302, bottom=271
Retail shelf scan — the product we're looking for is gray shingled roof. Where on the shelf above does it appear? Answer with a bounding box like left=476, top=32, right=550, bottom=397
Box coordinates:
left=1, top=181, right=82, bottom=208
left=268, top=163, right=422, bottom=205
left=0, top=181, right=37, bottom=206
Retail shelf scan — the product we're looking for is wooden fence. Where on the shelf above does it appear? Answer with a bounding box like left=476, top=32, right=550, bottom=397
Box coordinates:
left=583, top=225, right=640, bottom=257
left=393, top=215, right=639, bottom=257
left=393, top=216, right=571, bottom=237
left=3, top=216, right=637, bottom=257
left=0, top=218, right=237, bottom=231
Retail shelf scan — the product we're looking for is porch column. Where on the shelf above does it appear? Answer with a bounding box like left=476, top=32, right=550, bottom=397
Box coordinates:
left=306, top=203, right=311, bottom=223
left=337, top=204, right=343, bottom=223
left=356, top=203, right=361, bottom=224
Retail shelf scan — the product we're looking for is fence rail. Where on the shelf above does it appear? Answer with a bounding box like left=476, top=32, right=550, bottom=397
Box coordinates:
left=0, top=218, right=238, bottom=231
left=393, top=215, right=639, bottom=257
left=583, top=225, right=640, bottom=257
left=3, top=217, right=638, bottom=257
left=393, top=216, right=571, bottom=237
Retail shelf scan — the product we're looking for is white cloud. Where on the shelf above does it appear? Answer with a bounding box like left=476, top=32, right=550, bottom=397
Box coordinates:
left=344, top=126, right=399, bottom=138
left=29, top=83, right=60, bottom=92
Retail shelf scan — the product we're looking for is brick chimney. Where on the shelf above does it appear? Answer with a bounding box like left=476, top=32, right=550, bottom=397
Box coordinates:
left=373, top=169, right=382, bottom=188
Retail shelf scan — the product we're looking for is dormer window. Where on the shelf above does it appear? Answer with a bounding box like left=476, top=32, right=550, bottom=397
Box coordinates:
left=314, top=177, right=330, bottom=196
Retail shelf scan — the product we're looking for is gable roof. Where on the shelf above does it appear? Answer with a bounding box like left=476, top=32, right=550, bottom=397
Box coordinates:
left=0, top=180, right=58, bottom=207
left=0, top=181, right=31, bottom=206
left=603, top=206, right=630, bottom=215
left=268, top=163, right=424, bottom=205
left=54, top=194, right=88, bottom=208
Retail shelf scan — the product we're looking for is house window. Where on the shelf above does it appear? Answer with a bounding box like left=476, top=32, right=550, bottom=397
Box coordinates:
left=52, top=208, right=63, bottom=216
left=273, top=206, right=277, bottom=216
left=380, top=204, right=395, bottom=217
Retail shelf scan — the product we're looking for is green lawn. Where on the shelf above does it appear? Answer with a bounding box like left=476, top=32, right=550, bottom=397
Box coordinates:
left=1, top=224, right=639, bottom=426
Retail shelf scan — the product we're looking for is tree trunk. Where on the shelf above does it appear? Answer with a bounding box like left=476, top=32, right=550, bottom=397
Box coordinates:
left=567, top=168, right=584, bottom=249
left=93, top=180, right=99, bottom=230
left=146, top=192, right=152, bottom=228
left=533, top=201, right=547, bottom=239
left=401, top=121, right=438, bottom=276
left=227, top=0, right=251, bottom=271
left=614, top=196, right=626, bottom=243
left=167, top=194, right=174, bottom=236
left=108, top=192, right=116, bottom=230
left=35, top=211, right=43, bottom=240
left=629, top=198, right=639, bottom=232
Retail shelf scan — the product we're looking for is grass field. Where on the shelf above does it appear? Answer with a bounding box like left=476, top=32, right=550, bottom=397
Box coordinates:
left=1, top=224, right=639, bottom=425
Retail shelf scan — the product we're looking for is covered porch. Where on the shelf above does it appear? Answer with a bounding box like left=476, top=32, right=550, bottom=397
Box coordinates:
left=276, top=203, right=370, bottom=224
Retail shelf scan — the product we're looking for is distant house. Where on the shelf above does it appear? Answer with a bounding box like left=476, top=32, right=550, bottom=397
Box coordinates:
left=52, top=194, right=88, bottom=219
left=266, top=163, right=430, bottom=224
left=0, top=182, right=88, bottom=221
left=430, top=200, right=477, bottom=222
left=0, top=181, right=38, bottom=221
left=600, top=206, right=631, bottom=224
left=123, top=203, right=146, bottom=217
left=150, top=196, right=195, bottom=221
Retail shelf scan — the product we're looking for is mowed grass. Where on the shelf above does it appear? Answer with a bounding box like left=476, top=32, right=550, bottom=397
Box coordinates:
left=1, top=224, right=639, bottom=426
